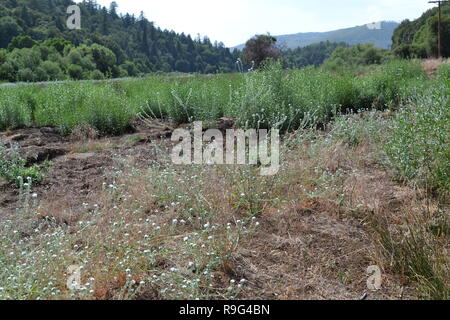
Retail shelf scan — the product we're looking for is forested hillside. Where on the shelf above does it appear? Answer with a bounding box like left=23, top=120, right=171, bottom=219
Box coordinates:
left=283, top=41, right=347, bottom=69
left=0, top=0, right=240, bottom=81
left=392, top=4, right=450, bottom=58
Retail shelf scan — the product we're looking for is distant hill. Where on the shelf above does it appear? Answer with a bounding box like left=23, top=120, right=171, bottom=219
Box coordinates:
left=234, top=21, right=399, bottom=50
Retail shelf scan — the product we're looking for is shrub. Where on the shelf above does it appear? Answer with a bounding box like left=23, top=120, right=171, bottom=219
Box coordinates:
left=68, top=64, right=83, bottom=80
left=330, top=111, right=391, bottom=147
left=385, top=81, right=449, bottom=197
left=40, top=61, right=64, bottom=80
left=0, top=144, right=46, bottom=187
left=90, top=70, right=105, bottom=80
left=363, top=60, right=427, bottom=109
left=17, top=68, right=36, bottom=82
left=228, top=63, right=292, bottom=129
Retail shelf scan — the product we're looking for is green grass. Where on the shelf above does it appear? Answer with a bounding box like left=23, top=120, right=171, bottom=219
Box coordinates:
left=0, top=89, right=32, bottom=130
left=0, top=60, right=434, bottom=135
left=436, top=63, right=450, bottom=81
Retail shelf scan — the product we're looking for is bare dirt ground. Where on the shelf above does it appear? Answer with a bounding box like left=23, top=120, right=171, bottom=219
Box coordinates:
left=0, top=122, right=174, bottom=220
left=0, top=122, right=417, bottom=300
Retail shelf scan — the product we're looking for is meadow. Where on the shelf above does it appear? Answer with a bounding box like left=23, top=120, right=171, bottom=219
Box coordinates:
left=0, top=60, right=448, bottom=300
left=0, top=60, right=440, bottom=133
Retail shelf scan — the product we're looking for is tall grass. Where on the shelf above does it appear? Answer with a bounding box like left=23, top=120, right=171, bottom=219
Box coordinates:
left=373, top=210, right=449, bottom=300
left=0, top=89, right=32, bottom=130
left=0, top=60, right=436, bottom=135
left=32, top=82, right=133, bottom=135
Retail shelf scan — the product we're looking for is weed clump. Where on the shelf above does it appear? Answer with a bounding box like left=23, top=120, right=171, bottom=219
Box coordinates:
left=0, top=144, right=48, bottom=187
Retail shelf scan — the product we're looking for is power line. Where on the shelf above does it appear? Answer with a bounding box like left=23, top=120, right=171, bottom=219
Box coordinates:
left=428, top=0, right=450, bottom=58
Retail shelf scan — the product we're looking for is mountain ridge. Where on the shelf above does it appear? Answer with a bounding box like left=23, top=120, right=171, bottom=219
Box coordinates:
left=233, top=21, right=399, bottom=50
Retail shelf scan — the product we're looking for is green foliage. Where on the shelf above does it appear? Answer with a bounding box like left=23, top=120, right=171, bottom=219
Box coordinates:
left=283, top=41, right=346, bottom=69
left=0, top=16, right=22, bottom=48
left=386, top=81, right=449, bottom=197
left=330, top=111, right=391, bottom=147
left=393, top=5, right=450, bottom=58
left=40, top=61, right=64, bottom=80
left=374, top=211, right=449, bottom=300
left=227, top=61, right=427, bottom=131
left=0, top=0, right=240, bottom=82
left=0, top=144, right=46, bottom=187
left=437, top=63, right=450, bottom=80
left=361, top=60, right=427, bottom=109
left=0, top=60, right=437, bottom=139
left=7, top=36, right=37, bottom=51
left=323, top=43, right=391, bottom=71
left=0, top=89, right=32, bottom=130
left=0, top=40, right=128, bottom=82
left=31, top=83, right=132, bottom=135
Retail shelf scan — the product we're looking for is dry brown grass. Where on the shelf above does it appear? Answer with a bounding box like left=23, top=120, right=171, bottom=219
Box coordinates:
left=226, top=130, right=417, bottom=300
left=1, top=112, right=447, bottom=300
left=422, top=58, right=450, bottom=78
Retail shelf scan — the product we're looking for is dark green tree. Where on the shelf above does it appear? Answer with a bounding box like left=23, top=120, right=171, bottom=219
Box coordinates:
left=241, top=34, right=282, bottom=68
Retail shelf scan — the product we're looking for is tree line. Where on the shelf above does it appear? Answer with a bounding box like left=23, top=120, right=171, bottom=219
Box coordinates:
left=392, top=4, right=450, bottom=58
left=1, top=0, right=447, bottom=82
left=0, top=0, right=241, bottom=81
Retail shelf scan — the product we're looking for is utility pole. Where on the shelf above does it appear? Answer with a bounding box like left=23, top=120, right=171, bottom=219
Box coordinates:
left=429, top=1, right=450, bottom=58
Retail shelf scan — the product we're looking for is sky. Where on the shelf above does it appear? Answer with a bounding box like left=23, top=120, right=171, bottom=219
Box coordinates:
left=92, top=0, right=434, bottom=47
